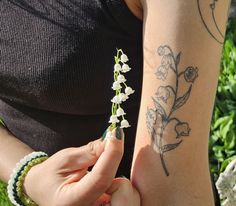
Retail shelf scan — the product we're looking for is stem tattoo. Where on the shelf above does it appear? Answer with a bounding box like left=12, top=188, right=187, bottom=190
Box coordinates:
left=197, top=0, right=227, bottom=44
left=146, top=45, right=199, bottom=176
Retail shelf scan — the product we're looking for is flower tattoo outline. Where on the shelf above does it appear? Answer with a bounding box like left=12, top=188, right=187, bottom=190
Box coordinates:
left=146, top=45, right=199, bottom=176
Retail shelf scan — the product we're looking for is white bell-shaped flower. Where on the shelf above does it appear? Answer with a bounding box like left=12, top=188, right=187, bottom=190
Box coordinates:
left=117, top=74, right=126, bottom=83
left=118, top=93, right=129, bottom=102
left=111, top=95, right=122, bottom=104
left=114, top=63, right=121, bottom=72
left=112, top=81, right=122, bottom=90
left=120, top=119, right=131, bottom=128
left=116, top=107, right=126, bottom=117
left=125, top=87, right=135, bottom=95
left=121, top=64, right=131, bottom=73
left=121, top=54, right=128, bottom=63
left=109, top=115, right=119, bottom=124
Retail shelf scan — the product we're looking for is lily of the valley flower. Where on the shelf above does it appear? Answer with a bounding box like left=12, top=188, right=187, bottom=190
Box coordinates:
left=121, top=64, right=131, bottom=73
left=107, top=49, right=135, bottom=132
left=118, top=93, right=129, bottom=102
left=120, top=119, right=131, bottom=128
left=125, top=87, right=135, bottom=95
left=121, top=54, right=129, bottom=63
left=116, top=107, right=126, bottom=116
left=109, top=115, right=120, bottom=124
left=117, top=74, right=126, bottom=83
left=111, top=95, right=122, bottom=104
left=112, top=81, right=122, bottom=90
left=114, top=63, right=122, bottom=72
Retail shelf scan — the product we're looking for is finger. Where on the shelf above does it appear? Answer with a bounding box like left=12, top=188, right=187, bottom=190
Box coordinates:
left=73, top=127, right=124, bottom=204
left=106, top=177, right=141, bottom=206
left=55, top=138, right=107, bottom=172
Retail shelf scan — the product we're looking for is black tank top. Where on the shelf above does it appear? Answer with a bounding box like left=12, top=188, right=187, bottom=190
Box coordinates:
left=0, top=0, right=143, bottom=177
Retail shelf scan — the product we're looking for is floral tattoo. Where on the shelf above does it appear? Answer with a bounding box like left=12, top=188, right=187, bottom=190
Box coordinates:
left=146, top=45, right=199, bottom=176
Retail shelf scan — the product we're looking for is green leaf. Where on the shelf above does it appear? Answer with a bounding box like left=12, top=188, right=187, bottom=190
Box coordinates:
left=0, top=118, right=5, bottom=126
left=220, top=156, right=236, bottom=172
left=220, top=117, right=233, bottom=140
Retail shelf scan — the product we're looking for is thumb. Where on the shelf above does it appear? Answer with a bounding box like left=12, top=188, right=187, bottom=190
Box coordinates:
left=71, top=127, right=125, bottom=204
left=105, top=177, right=141, bottom=206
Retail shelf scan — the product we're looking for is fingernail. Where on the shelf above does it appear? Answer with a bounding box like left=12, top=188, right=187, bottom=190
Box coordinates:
left=115, top=126, right=124, bottom=140
left=100, top=129, right=107, bottom=142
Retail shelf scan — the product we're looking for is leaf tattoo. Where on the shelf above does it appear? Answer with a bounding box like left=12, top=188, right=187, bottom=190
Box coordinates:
left=146, top=45, right=199, bottom=176
left=173, top=85, right=192, bottom=111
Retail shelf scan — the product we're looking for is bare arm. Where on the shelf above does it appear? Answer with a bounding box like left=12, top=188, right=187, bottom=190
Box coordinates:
left=131, top=0, right=231, bottom=205
left=0, top=124, right=34, bottom=182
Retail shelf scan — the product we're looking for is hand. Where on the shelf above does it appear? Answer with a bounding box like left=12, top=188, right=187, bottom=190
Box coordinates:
left=103, top=177, right=141, bottom=206
left=23, top=127, right=135, bottom=206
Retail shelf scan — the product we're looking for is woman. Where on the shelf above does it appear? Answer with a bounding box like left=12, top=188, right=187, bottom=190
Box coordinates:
left=0, top=0, right=232, bottom=205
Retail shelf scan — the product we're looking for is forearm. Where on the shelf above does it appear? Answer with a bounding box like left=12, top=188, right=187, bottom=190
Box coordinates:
left=0, top=124, right=34, bottom=182
left=131, top=1, right=231, bottom=205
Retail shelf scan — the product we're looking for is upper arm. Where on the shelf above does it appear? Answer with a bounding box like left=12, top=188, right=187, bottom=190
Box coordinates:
left=131, top=1, right=231, bottom=205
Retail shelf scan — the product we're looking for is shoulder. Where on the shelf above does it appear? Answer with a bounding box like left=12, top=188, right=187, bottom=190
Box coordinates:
left=123, top=0, right=143, bottom=20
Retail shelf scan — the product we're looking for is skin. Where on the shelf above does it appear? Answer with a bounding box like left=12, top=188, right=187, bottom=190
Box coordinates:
left=0, top=1, right=231, bottom=205
left=124, top=0, right=143, bottom=20
left=0, top=125, right=140, bottom=206
left=130, top=0, right=231, bottom=205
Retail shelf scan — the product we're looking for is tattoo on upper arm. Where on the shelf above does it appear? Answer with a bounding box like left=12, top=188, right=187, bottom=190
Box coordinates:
left=197, top=0, right=230, bottom=45
left=146, top=45, right=199, bottom=176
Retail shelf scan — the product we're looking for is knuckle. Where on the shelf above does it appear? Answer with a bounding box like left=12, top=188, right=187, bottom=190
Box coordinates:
left=120, top=177, right=132, bottom=185
left=87, top=141, right=98, bottom=157
left=117, top=177, right=132, bottom=188
left=55, top=148, right=77, bottom=164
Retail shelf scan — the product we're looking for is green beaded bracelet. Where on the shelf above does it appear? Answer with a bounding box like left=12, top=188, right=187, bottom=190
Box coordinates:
left=16, top=156, right=48, bottom=206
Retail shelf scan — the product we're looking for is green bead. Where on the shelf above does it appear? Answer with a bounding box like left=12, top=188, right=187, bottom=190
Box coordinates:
left=18, top=175, right=24, bottom=181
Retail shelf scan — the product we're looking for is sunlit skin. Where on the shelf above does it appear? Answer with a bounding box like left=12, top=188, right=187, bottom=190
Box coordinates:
left=131, top=0, right=231, bottom=205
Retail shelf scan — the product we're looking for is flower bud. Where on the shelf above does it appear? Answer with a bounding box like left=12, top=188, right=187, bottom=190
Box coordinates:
left=175, top=122, right=191, bottom=138
left=184, top=67, right=198, bottom=83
